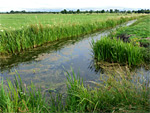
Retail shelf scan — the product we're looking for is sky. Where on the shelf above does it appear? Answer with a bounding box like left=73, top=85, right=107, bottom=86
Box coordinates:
left=0, top=0, right=150, bottom=12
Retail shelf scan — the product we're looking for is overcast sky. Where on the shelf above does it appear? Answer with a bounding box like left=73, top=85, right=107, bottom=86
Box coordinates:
left=0, top=0, right=150, bottom=11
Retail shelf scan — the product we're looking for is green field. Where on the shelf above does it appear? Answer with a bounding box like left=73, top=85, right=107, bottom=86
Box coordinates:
left=0, top=13, right=142, bottom=54
left=0, top=13, right=141, bottom=30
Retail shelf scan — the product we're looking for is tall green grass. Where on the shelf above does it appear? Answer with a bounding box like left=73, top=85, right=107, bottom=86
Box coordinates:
left=0, top=68, right=149, bottom=112
left=92, top=37, right=144, bottom=66
left=0, top=74, right=48, bottom=112
left=65, top=68, right=150, bottom=112
left=0, top=16, right=139, bottom=54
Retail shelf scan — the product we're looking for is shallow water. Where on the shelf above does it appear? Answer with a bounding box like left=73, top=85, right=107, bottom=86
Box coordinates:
left=0, top=20, right=149, bottom=92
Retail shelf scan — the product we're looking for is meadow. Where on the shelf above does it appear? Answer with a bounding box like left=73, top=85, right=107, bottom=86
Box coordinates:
left=0, top=13, right=140, bottom=30
left=0, top=13, right=142, bottom=54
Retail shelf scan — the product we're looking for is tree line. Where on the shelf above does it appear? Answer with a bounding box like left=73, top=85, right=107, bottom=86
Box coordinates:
left=0, top=9, right=150, bottom=14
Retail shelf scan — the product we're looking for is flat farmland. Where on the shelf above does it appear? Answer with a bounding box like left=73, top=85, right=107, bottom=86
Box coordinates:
left=0, top=13, right=140, bottom=30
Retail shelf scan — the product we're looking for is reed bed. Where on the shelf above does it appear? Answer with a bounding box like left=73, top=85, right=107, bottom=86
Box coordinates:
left=92, top=37, right=144, bottom=66
left=0, top=15, right=139, bottom=54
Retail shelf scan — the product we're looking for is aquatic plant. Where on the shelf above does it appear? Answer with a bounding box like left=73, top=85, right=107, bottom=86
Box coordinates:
left=92, top=37, right=144, bottom=66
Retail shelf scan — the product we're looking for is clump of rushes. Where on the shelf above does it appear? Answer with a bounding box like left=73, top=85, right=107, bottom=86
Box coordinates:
left=0, top=16, right=138, bottom=54
left=92, top=37, right=144, bottom=66
left=65, top=68, right=150, bottom=112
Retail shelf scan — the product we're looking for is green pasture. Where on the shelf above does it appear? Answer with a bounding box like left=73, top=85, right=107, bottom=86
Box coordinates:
left=0, top=13, right=141, bottom=30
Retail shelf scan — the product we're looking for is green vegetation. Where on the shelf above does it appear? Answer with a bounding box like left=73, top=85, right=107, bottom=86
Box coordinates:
left=115, top=15, right=150, bottom=64
left=92, top=15, right=150, bottom=66
left=0, top=69, right=149, bottom=112
left=65, top=68, right=150, bottom=112
left=0, top=75, right=48, bottom=112
left=0, top=14, right=141, bottom=54
left=115, top=16, right=150, bottom=39
left=92, top=37, right=144, bottom=66
left=115, top=15, right=150, bottom=47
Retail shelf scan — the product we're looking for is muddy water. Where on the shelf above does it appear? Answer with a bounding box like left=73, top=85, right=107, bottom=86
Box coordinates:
left=0, top=20, right=149, bottom=92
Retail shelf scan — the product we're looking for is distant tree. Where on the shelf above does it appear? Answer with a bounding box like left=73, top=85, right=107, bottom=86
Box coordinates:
left=68, top=10, right=73, bottom=14
left=61, top=9, right=67, bottom=14
left=132, top=10, right=135, bottom=13
left=95, top=10, right=99, bottom=14
left=114, top=9, right=119, bottom=13
left=89, top=10, right=93, bottom=14
left=21, top=10, right=26, bottom=13
left=145, top=9, right=150, bottom=14
left=127, top=10, right=131, bottom=13
left=141, top=9, right=145, bottom=13
left=110, top=9, right=113, bottom=13
left=106, top=10, right=109, bottom=13
left=10, top=10, right=14, bottom=13
left=85, top=10, right=88, bottom=13
left=101, top=10, right=105, bottom=13
left=77, top=9, right=80, bottom=13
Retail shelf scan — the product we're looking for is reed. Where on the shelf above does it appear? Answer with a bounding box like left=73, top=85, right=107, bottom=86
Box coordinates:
left=92, top=37, right=144, bottom=66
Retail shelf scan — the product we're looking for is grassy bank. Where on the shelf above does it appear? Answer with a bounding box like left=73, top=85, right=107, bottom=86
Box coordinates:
left=0, top=69, right=149, bottom=112
left=92, top=15, right=150, bottom=66
left=0, top=14, right=142, bottom=54
left=114, top=15, right=150, bottom=47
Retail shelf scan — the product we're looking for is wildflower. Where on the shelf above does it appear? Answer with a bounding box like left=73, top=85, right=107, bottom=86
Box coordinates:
left=0, top=30, right=3, bottom=32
